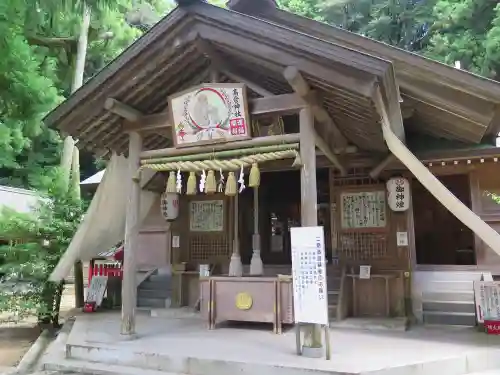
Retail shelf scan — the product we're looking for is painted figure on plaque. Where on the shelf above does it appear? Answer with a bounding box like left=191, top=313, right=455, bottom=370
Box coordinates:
left=170, top=84, right=250, bottom=146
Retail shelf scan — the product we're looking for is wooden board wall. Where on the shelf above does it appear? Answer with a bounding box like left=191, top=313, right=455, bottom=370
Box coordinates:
left=470, top=162, right=500, bottom=268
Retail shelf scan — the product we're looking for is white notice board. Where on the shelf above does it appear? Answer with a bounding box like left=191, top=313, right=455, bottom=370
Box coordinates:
left=474, top=281, right=500, bottom=323
left=290, top=226, right=329, bottom=325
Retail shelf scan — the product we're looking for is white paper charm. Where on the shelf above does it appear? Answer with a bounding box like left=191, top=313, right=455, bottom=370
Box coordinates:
left=238, top=165, right=245, bottom=193
left=176, top=169, right=182, bottom=193
left=199, top=170, right=206, bottom=192
left=218, top=168, right=225, bottom=193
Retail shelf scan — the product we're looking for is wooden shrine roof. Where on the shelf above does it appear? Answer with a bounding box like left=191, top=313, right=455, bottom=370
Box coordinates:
left=44, top=1, right=500, bottom=156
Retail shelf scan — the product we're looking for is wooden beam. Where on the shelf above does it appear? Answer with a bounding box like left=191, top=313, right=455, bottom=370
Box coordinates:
left=315, top=130, right=346, bottom=175
left=284, top=66, right=348, bottom=149
left=140, top=133, right=300, bottom=159
left=222, top=70, right=274, bottom=97
left=104, top=98, right=142, bottom=122
left=111, top=94, right=306, bottom=133
left=369, top=154, right=396, bottom=179
left=121, top=131, right=142, bottom=336
left=298, top=106, right=324, bottom=355
left=196, top=39, right=274, bottom=97
left=250, top=94, right=306, bottom=115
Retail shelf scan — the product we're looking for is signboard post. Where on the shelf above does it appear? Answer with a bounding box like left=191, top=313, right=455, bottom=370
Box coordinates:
left=473, top=281, right=500, bottom=324
left=290, top=226, right=330, bottom=360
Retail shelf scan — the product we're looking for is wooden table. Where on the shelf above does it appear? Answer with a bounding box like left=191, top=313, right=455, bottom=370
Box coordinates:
left=347, top=273, right=398, bottom=317
left=199, top=275, right=293, bottom=333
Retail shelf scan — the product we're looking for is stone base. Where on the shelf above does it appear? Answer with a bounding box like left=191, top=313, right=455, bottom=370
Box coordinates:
left=301, top=345, right=323, bottom=358
left=40, top=313, right=500, bottom=375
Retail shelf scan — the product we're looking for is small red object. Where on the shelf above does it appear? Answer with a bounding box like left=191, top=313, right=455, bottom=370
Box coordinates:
left=484, top=320, right=500, bottom=334
left=229, top=118, right=246, bottom=135
left=83, top=302, right=96, bottom=313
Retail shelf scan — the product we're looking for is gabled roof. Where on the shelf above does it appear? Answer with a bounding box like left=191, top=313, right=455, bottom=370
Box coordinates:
left=0, top=186, right=40, bottom=214
left=43, top=1, right=500, bottom=156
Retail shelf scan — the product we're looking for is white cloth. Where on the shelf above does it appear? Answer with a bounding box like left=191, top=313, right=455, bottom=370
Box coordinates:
left=49, top=154, right=156, bottom=281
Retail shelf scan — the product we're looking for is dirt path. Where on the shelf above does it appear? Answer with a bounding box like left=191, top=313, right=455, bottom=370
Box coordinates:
left=0, top=284, right=77, bottom=367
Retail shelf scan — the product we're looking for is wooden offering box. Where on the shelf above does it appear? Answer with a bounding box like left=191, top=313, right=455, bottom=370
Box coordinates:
left=200, top=275, right=293, bottom=333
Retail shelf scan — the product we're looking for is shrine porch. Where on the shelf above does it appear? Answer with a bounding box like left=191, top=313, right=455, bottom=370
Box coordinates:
left=40, top=311, right=500, bottom=375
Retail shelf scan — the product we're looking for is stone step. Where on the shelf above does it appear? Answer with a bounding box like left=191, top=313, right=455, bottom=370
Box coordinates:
left=44, top=357, right=183, bottom=375
left=140, top=280, right=169, bottom=290
left=422, top=290, right=474, bottom=303
left=423, top=301, right=476, bottom=314
left=414, top=271, right=485, bottom=282
left=148, top=274, right=172, bottom=283
left=425, top=280, right=474, bottom=292
left=327, top=290, right=339, bottom=305
left=423, top=311, right=476, bottom=326
left=138, top=288, right=172, bottom=299
left=63, top=342, right=356, bottom=375
left=137, top=297, right=170, bottom=308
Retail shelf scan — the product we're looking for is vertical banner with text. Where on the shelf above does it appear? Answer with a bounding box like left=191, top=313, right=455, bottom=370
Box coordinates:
left=290, top=226, right=329, bottom=325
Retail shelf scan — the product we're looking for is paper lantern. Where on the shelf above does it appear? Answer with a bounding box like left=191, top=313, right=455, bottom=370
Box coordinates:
left=386, top=177, right=410, bottom=212
left=160, top=192, right=179, bottom=221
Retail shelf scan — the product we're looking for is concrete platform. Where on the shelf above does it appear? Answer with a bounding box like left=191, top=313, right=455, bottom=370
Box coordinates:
left=41, top=311, right=500, bottom=375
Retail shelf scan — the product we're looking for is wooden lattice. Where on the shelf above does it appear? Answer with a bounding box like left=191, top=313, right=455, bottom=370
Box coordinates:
left=188, top=234, right=230, bottom=263
left=338, top=232, right=388, bottom=261
left=330, top=168, right=389, bottom=261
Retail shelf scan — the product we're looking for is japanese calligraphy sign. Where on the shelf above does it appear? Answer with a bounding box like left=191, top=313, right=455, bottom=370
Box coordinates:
left=340, top=191, right=387, bottom=230
left=169, top=83, right=251, bottom=148
left=290, top=226, right=328, bottom=325
left=473, top=281, right=500, bottom=324
left=387, top=177, right=410, bottom=212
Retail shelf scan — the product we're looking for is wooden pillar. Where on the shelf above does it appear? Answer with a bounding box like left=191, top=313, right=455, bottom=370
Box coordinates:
left=299, top=107, right=323, bottom=356
left=121, top=131, right=142, bottom=336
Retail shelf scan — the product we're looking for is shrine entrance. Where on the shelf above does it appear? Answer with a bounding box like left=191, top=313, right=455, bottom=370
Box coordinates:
left=413, top=174, right=476, bottom=266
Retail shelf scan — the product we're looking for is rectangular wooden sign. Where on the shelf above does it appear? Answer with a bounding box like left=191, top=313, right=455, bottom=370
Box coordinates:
left=169, top=83, right=251, bottom=148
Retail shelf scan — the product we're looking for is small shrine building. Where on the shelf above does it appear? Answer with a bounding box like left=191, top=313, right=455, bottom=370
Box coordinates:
left=46, top=0, right=500, bottom=331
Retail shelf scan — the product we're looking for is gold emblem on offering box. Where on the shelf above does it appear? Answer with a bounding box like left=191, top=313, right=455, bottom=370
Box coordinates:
left=235, top=292, right=253, bottom=310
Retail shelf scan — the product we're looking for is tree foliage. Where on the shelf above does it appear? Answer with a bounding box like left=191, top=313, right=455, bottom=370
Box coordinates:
left=278, top=0, right=500, bottom=80
left=0, top=173, right=84, bottom=326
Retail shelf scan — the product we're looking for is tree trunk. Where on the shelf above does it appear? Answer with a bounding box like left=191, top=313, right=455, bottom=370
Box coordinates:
left=68, top=1, right=92, bottom=310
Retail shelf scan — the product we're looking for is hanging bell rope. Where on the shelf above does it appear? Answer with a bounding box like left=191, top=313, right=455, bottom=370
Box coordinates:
left=140, top=143, right=299, bottom=166
left=140, top=150, right=299, bottom=173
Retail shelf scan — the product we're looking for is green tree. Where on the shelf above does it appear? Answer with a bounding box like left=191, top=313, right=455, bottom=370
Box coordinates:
left=0, top=174, right=84, bottom=327
left=426, top=0, right=500, bottom=79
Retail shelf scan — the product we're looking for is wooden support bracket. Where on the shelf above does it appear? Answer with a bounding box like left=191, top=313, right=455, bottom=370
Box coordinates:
left=369, top=154, right=396, bottom=179
left=283, top=66, right=348, bottom=149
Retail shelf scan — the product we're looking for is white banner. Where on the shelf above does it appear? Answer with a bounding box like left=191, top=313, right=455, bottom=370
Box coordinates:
left=474, top=281, right=500, bottom=323
left=290, top=226, right=328, bottom=325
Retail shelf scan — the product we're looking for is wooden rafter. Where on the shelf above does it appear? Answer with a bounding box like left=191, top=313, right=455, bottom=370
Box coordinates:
left=196, top=39, right=274, bottom=97
left=284, top=66, right=348, bottom=149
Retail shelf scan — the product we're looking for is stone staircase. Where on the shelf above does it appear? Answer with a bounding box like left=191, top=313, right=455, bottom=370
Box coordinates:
left=137, top=271, right=172, bottom=309
left=413, top=270, right=489, bottom=326
left=327, top=265, right=346, bottom=321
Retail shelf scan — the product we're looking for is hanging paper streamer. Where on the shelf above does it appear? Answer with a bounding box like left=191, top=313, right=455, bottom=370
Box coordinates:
left=199, top=170, right=206, bottom=193
left=205, top=170, right=217, bottom=194
left=176, top=169, right=182, bottom=193
left=218, top=169, right=225, bottom=193
left=238, top=165, right=246, bottom=193
left=186, top=172, right=197, bottom=195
